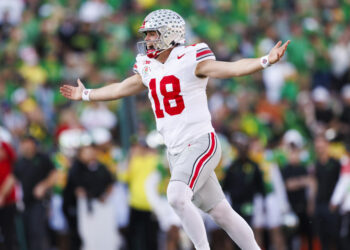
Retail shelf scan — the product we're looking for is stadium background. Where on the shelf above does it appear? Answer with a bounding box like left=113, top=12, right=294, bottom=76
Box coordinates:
left=1, top=0, right=350, bottom=250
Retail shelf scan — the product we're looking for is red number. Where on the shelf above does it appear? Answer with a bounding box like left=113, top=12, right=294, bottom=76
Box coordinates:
left=149, top=78, right=164, bottom=118
left=149, top=75, right=185, bottom=118
left=160, top=75, right=185, bottom=116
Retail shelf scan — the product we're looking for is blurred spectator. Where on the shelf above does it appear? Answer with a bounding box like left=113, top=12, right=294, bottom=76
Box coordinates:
left=49, top=129, right=82, bottom=250
left=65, top=22, right=99, bottom=52
left=79, top=0, right=112, bottom=24
left=80, top=102, right=117, bottom=130
left=281, top=130, right=314, bottom=250
left=338, top=84, right=350, bottom=142
left=18, top=46, right=48, bottom=87
left=143, top=131, right=183, bottom=250
left=220, top=133, right=265, bottom=250
left=119, top=140, right=159, bottom=250
left=90, top=126, right=121, bottom=176
left=312, top=136, right=341, bottom=250
left=89, top=127, right=130, bottom=245
left=311, top=87, right=335, bottom=127
left=63, top=136, right=115, bottom=250
left=0, top=0, right=24, bottom=25
left=330, top=142, right=350, bottom=250
left=329, top=32, right=350, bottom=91
left=14, top=135, right=57, bottom=250
left=145, top=154, right=182, bottom=250
left=262, top=55, right=296, bottom=104
left=287, top=22, right=312, bottom=73
left=0, top=140, right=17, bottom=250
left=0, top=11, right=13, bottom=42
left=250, top=138, right=288, bottom=250
left=223, top=132, right=265, bottom=225
left=256, top=92, right=285, bottom=129
left=310, top=34, right=332, bottom=89
left=35, top=84, right=55, bottom=130
left=54, top=108, right=84, bottom=141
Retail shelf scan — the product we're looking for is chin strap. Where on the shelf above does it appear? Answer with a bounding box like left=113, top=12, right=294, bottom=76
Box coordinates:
left=146, top=43, right=176, bottom=59
left=146, top=49, right=162, bottom=58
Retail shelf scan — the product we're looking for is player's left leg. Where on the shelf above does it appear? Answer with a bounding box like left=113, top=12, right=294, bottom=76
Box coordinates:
left=208, top=198, right=261, bottom=250
left=194, top=171, right=261, bottom=250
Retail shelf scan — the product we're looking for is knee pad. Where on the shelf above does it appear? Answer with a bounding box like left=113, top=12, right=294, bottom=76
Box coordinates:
left=167, top=181, right=192, bottom=211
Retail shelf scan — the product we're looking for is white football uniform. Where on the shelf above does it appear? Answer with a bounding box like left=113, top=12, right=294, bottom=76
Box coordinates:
left=133, top=43, right=216, bottom=154
left=134, top=43, right=225, bottom=211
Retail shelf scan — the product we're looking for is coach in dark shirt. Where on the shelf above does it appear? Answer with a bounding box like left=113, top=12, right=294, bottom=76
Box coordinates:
left=63, top=143, right=114, bottom=250
left=313, top=136, right=341, bottom=250
left=14, top=136, right=57, bottom=250
left=315, top=158, right=341, bottom=205
left=282, top=143, right=313, bottom=250
left=223, top=133, right=265, bottom=224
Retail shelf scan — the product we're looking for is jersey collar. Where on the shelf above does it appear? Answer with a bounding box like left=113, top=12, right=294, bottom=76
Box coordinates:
left=154, top=46, right=180, bottom=65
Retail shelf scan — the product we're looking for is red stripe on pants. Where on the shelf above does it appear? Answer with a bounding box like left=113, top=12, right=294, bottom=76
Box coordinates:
left=189, top=133, right=216, bottom=189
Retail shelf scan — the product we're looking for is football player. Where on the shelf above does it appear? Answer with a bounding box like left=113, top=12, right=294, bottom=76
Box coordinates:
left=60, top=9, right=289, bottom=250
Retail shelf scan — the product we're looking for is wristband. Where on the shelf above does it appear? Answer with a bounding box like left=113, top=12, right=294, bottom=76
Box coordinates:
left=260, top=55, right=271, bottom=69
left=82, top=89, right=91, bottom=101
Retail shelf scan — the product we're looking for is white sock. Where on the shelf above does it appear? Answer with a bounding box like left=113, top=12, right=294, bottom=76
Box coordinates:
left=167, top=181, right=210, bottom=250
left=209, top=199, right=261, bottom=250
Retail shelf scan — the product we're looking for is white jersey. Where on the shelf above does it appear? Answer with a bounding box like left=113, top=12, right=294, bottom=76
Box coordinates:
left=133, top=43, right=216, bottom=154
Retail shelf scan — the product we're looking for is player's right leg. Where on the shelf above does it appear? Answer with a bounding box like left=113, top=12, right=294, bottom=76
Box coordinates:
left=167, top=181, right=210, bottom=250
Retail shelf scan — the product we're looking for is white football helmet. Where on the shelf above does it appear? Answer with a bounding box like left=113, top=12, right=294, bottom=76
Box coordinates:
left=137, top=9, right=186, bottom=58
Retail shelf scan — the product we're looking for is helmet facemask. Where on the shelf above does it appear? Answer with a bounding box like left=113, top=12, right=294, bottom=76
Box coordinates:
left=137, top=29, right=170, bottom=58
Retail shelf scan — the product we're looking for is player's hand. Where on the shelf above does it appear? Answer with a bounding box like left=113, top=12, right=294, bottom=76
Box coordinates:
left=60, top=79, right=85, bottom=101
left=268, top=40, right=290, bottom=65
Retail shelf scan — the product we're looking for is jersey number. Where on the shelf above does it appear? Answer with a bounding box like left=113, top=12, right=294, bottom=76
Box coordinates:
left=149, top=75, right=185, bottom=118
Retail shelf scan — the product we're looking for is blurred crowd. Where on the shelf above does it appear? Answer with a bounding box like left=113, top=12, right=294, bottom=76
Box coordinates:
left=1, top=0, right=350, bottom=250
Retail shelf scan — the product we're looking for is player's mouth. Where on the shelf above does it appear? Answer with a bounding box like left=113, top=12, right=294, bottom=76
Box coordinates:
left=147, top=45, right=156, bottom=53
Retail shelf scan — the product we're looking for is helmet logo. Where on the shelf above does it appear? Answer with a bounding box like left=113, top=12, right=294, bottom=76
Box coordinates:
left=140, top=20, right=146, bottom=29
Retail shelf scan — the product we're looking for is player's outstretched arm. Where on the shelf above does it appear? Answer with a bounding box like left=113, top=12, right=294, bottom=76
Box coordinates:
left=60, top=74, right=146, bottom=101
left=195, top=40, right=290, bottom=79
